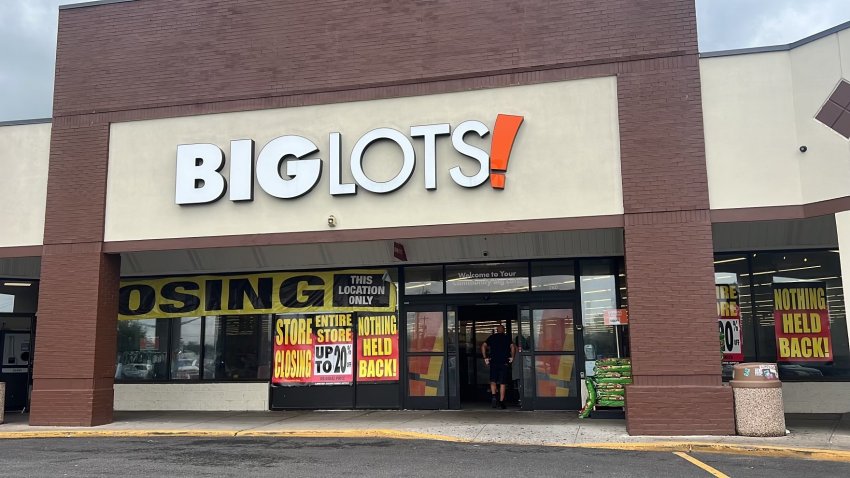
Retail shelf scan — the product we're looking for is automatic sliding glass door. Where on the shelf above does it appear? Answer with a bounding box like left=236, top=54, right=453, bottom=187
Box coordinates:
left=404, top=305, right=457, bottom=409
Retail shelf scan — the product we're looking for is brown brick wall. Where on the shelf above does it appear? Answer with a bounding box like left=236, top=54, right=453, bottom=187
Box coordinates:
left=618, top=47, right=733, bottom=433
left=53, top=0, right=696, bottom=117
left=626, top=386, right=735, bottom=435
left=30, top=244, right=119, bottom=426
left=42, top=122, right=110, bottom=244
left=33, top=0, right=730, bottom=433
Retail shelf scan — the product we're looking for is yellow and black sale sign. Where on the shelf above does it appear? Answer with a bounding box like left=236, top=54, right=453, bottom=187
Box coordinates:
left=118, top=269, right=396, bottom=320
left=773, top=282, right=833, bottom=362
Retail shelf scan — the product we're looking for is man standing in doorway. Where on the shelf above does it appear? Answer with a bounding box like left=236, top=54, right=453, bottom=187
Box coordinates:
left=482, top=324, right=516, bottom=409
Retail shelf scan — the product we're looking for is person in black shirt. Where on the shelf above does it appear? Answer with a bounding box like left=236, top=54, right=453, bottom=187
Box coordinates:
left=482, top=324, right=516, bottom=409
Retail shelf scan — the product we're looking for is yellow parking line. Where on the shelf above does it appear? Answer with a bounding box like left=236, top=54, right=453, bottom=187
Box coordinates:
left=673, top=451, right=730, bottom=478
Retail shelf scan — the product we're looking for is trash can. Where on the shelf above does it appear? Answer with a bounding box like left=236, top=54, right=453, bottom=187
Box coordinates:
left=730, top=363, right=785, bottom=437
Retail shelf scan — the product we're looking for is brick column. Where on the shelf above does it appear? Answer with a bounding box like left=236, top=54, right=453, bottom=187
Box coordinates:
left=618, top=60, right=735, bottom=435
left=29, top=122, right=120, bottom=426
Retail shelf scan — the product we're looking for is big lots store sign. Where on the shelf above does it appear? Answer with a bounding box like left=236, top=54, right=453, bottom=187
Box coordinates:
left=175, top=114, right=523, bottom=204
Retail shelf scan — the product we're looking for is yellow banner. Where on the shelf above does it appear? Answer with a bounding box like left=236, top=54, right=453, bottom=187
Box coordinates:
left=118, top=269, right=396, bottom=320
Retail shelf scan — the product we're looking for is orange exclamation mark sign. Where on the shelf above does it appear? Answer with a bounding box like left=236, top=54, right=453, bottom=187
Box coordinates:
left=489, top=114, right=524, bottom=189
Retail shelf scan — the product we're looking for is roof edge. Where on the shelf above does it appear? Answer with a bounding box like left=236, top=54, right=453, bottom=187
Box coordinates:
left=701, top=19, right=850, bottom=58
left=0, top=118, right=53, bottom=127
left=59, top=0, right=135, bottom=11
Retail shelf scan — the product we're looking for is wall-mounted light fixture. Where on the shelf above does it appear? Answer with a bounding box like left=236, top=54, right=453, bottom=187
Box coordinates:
left=3, top=282, right=31, bottom=287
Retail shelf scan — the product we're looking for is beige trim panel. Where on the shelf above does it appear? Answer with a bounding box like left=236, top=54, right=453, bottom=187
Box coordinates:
left=0, top=123, right=51, bottom=247
left=105, top=78, right=623, bottom=242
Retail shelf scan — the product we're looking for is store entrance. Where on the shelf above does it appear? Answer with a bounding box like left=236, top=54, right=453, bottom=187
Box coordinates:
left=0, top=314, right=35, bottom=412
left=457, top=305, right=518, bottom=407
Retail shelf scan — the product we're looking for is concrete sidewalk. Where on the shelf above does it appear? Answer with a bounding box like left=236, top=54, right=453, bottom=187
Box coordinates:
left=1, top=410, right=849, bottom=459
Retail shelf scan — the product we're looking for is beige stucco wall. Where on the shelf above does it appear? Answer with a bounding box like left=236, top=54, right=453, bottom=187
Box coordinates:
left=782, top=382, right=850, bottom=413
left=703, top=29, right=850, bottom=210
left=793, top=30, right=850, bottom=204
left=114, top=383, right=269, bottom=411
left=0, top=123, right=51, bottom=247
left=105, top=78, right=623, bottom=242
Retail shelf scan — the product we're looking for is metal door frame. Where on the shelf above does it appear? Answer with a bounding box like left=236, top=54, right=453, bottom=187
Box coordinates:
left=402, top=303, right=456, bottom=410
left=402, top=293, right=581, bottom=410
left=0, top=313, right=36, bottom=412
left=519, top=300, right=583, bottom=410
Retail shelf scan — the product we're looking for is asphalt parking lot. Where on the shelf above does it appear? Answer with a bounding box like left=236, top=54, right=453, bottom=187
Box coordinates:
left=0, top=437, right=847, bottom=477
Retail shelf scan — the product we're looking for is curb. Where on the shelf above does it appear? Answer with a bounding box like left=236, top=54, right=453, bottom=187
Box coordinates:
left=567, top=441, right=850, bottom=463
left=0, top=429, right=848, bottom=462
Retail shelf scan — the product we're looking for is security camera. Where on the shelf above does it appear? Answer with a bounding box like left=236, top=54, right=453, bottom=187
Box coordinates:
left=327, top=215, right=337, bottom=227
left=799, top=145, right=807, bottom=153
left=482, top=250, right=489, bottom=257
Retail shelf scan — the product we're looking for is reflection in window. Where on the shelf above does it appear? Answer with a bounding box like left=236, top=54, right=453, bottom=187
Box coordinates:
left=535, top=355, right=575, bottom=397
left=406, top=311, right=445, bottom=353
left=203, top=315, right=218, bottom=379
left=116, top=319, right=169, bottom=380
left=171, top=317, right=202, bottom=380
left=533, top=309, right=574, bottom=352
left=580, top=259, right=620, bottom=360
left=0, top=293, right=13, bottom=313
left=408, top=356, right=445, bottom=396
left=404, top=266, right=444, bottom=295
left=445, top=263, right=529, bottom=294
left=715, top=254, right=755, bottom=373
left=531, top=261, right=576, bottom=291
left=206, top=315, right=272, bottom=380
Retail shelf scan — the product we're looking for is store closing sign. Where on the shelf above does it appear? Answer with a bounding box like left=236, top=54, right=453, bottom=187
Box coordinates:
left=272, top=312, right=399, bottom=385
left=716, top=284, right=743, bottom=363
left=118, top=270, right=396, bottom=320
left=175, top=114, right=524, bottom=204
left=273, top=314, right=354, bottom=384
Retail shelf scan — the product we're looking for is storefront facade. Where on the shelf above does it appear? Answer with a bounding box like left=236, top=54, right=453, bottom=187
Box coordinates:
left=0, top=0, right=848, bottom=435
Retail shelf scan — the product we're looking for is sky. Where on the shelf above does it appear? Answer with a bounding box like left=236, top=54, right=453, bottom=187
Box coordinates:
left=1, top=0, right=850, bottom=122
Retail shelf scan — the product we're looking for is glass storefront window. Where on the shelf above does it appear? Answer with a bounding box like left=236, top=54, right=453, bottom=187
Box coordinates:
left=535, top=355, right=575, bottom=397
left=206, top=314, right=272, bottom=380
left=714, top=254, right=755, bottom=368
left=748, top=251, right=850, bottom=379
left=406, top=311, right=445, bottom=353
left=117, top=268, right=399, bottom=385
left=203, top=315, right=218, bottom=379
left=445, top=262, right=529, bottom=294
left=0, top=281, right=39, bottom=313
left=407, top=356, right=445, bottom=397
left=580, top=259, right=620, bottom=359
left=116, top=319, right=169, bottom=380
left=531, top=261, right=576, bottom=291
left=533, top=309, right=575, bottom=352
left=170, top=317, right=202, bottom=380
left=404, top=266, right=443, bottom=295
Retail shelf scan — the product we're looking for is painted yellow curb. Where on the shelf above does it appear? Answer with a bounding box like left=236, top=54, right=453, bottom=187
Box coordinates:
left=0, top=428, right=849, bottom=463
left=567, top=441, right=850, bottom=463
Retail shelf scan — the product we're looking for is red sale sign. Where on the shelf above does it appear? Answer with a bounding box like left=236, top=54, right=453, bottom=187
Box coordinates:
left=272, top=314, right=354, bottom=385
left=356, top=313, right=399, bottom=382
left=717, top=284, right=744, bottom=363
left=773, top=282, right=833, bottom=362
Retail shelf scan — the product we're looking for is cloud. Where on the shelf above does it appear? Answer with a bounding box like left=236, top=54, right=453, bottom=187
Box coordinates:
left=0, top=0, right=84, bottom=121
left=697, top=0, right=850, bottom=52
left=2, top=1, right=850, bottom=121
